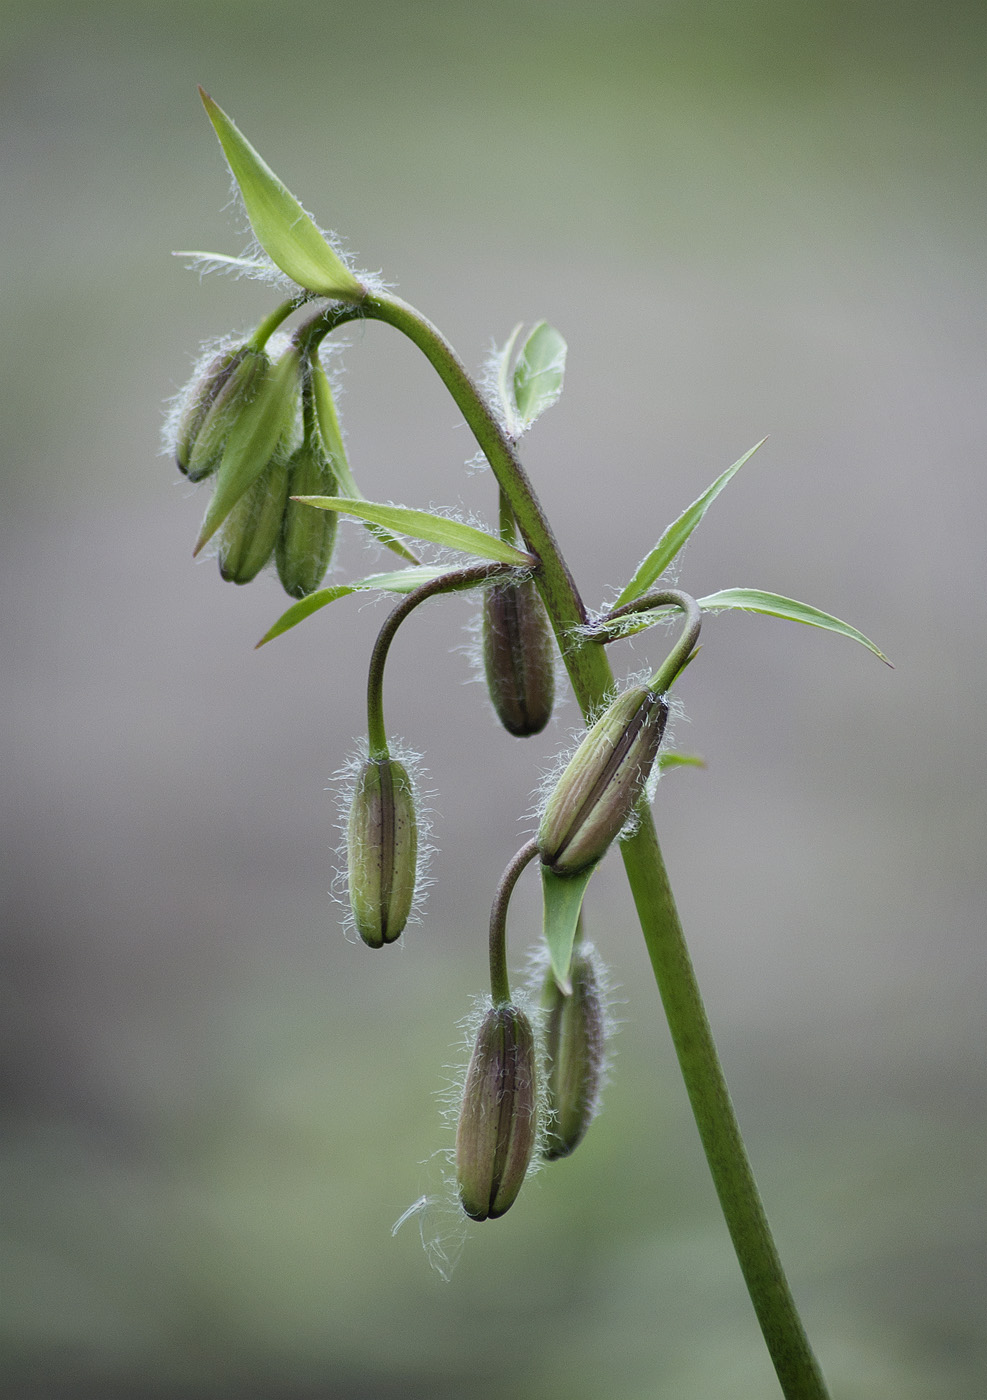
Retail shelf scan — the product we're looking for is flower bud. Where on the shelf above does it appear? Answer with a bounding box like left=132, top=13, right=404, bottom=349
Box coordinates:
left=538, top=686, right=668, bottom=875
left=276, top=438, right=338, bottom=599
left=482, top=578, right=555, bottom=736
left=542, top=949, right=605, bottom=1159
left=217, top=454, right=290, bottom=584
left=178, top=346, right=269, bottom=483
left=347, top=757, right=418, bottom=948
left=456, top=1004, right=538, bottom=1221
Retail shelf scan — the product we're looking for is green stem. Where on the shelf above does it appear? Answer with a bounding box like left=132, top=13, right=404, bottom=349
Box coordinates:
left=620, top=817, right=830, bottom=1399
left=365, top=562, right=518, bottom=759
left=488, top=840, right=539, bottom=1005
left=247, top=298, right=302, bottom=351
left=323, top=290, right=829, bottom=1399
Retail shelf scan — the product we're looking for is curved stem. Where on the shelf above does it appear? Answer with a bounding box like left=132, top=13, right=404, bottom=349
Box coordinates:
left=365, top=562, right=518, bottom=759
left=248, top=297, right=303, bottom=351
left=317, top=289, right=829, bottom=1398
left=488, top=840, right=539, bottom=1005
left=590, top=588, right=702, bottom=694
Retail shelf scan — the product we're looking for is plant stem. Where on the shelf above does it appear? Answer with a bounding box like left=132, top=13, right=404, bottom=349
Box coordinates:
left=489, top=840, right=540, bottom=1005
left=332, top=290, right=830, bottom=1399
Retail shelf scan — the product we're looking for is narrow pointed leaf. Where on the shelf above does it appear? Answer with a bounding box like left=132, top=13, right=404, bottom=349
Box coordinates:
left=493, top=322, right=524, bottom=434
left=513, top=323, right=567, bottom=430
left=614, top=440, right=766, bottom=608
left=256, top=566, right=452, bottom=646
left=657, top=752, right=706, bottom=773
left=199, top=89, right=365, bottom=301
left=193, top=347, right=302, bottom=556
left=291, top=498, right=534, bottom=564
left=172, top=250, right=272, bottom=275
left=310, top=361, right=419, bottom=564
left=697, top=588, right=892, bottom=664
left=541, top=864, right=595, bottom=993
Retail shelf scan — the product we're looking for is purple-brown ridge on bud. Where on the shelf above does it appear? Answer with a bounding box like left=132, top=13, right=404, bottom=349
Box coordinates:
left=537, top=686, right=668, bottom=875
left=482, top=577, right=555, bottom=736
left=178, top=346, right=269, bottom=483
left=347, top=757, right=418, bottom=948
left=542, top=948, right=605, bottom=1159
left=456, top=1004, right=538, bottom=1221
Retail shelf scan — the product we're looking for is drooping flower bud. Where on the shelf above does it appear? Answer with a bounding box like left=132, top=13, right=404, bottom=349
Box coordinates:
left=347, top=757, right=418, bottom=948
left=217, top=454, right=290, bottom=584
left=538, top=686, right=668, bottom=875
left=276, top=438, right=338, bottom=599
left=482, top=577, right=555, bottom=736
left=456, top=1004, right=538, bottom=1221
left=177, top=346, right=269, bottom=483
left=542, top=948, right=605, bottom=1159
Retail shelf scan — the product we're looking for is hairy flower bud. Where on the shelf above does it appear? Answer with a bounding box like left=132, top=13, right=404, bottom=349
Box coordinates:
left=217, top=454, right=290, bottom=584
left=178, top=346, right=269, bottom=483
left=457, top=1004, right=538, bottom=1221
left=482, top=578, right=555, bottom=737
left=542, top=949, right=605, bottom=1159
left=538, top=686, right=668, bottom=875
left=347, top=757, right=418, bottom=948
left=276, top=438, right=338, bottom=599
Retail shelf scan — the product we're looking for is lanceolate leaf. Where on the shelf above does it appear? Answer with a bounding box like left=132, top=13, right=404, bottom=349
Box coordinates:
left=256, top=566, right=452, bottom=646
left=513, top=323, right=567, bottom=431
left=199, top=89, right=365, bottom=302
left=614, top=440, right=766, bottom=608
left=309, top=361, right=419, bottom=564
left=291, top=498, right=535, bottom=565
left=541, top=864, right=595, bottom=992
left=696, top=588, right=892, bottom=664
left=193, top=346, right=302, bottom=556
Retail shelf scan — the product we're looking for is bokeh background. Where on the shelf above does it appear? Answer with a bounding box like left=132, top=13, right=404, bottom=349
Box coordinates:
left=2, top=2, right=984, bottom=1396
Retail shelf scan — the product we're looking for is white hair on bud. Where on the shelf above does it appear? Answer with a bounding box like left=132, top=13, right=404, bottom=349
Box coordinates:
left=160, top=331, right=244, bottom=460
left=329, top=737, right=435, bottom=945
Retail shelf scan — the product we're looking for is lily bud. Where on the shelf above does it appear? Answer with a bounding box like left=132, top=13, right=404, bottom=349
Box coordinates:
left=276, top=438, right=338, bottom=599
left=538, top=686, right=668, bottom=875
left=482, top=578, right=555, bottom=736
left=456, top=1004, right=538, bottom=1221
left=542, top=949, right=605, bottom=1159
left=347, top=757, right=418, bottom=948
left=178, top=346, right=269, bottom=483
left=217, top=454, right=290, bottom=584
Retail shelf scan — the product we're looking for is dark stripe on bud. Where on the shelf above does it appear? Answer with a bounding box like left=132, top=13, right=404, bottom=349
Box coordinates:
left=482, top=578, right=555, bottom=736
left=538, top=686, right=668, bottom=875
left=457, top=1004, right=537, bottom=1221
left=276, top=439, right=338, bottom=598
left=217, top=455, right=290, bottom=584
left=347, top=757, right=418, bottom=948
left=542, top=949, right=605, bottom=1159
left=178, top=347, right=268, bottom=483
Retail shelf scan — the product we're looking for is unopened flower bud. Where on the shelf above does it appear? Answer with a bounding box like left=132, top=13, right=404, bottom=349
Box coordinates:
left=347, top=757, right=418, bottom=948
left=538, top=686, right=668, bottom=875
left=276, top=438, right=338, bottom=599
left=482, top=578, right=555, bottom=736
left=542, top=949, right=605, bottom=1159
left=456, top=1004, right=537, bottom=1221
left=178, top=346, right=269, bottom=483
left=217, top=454, right=290, bottom=584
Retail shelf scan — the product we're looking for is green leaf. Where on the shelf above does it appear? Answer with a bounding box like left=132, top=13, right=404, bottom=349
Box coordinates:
left=193, top=346, right=302, bottom=556
left=696, top=588, right=892, bottom=664
left=614, top=440, right=766, bottom=608
left=172, top=250, right=272, bottom=275
left=309, top=361, right=419, bottom=565
left=199, top=89, right=365, bottom=302
left=513, top=323, right=567, bottom=431
left=657, top=752, right=706, bottom=773
left=256, top=566, right=451, bottom=646
left=541, top=864, right=595, bottom=993
left=493, top=323, right=524, bottom=431
left=291, top=498, right=534, bottom=565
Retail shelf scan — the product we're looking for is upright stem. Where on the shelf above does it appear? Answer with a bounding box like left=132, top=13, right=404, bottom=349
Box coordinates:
left=328, top=290, right=829, bottom=1400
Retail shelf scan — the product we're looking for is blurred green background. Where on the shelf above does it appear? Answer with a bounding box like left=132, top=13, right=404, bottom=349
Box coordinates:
left=2, top=2, right=984, bottom=1396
